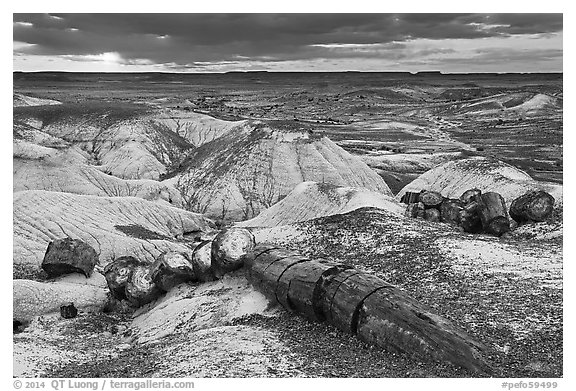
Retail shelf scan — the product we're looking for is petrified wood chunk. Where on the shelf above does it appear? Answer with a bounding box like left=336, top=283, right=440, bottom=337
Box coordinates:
left=419, top=191, right=443, bottom=209
left=211, top=228, right=256, bottom=277
left=424, top=208, right=441, bottom=222
left=460, top=188, right=482, bottom=205
left=474, top=192, right=510, bottom=236
left=459, top=201, right=483, bottom=234
left=125, top=265, right=162, bottom=307
left=103, top=256, right=142, bottom=300
left=509, top=190, right=555, bottom=223
left=440, top=198, right=464, bottom=225
left=42, top=237, right=98, bottom=278
left=191, top=240, right=216, bottom=282
left=400, top=191, right=421, bottom=204
left=150, top=251, right=196, bottom=292
left=60, top=303, right=78, bottom=319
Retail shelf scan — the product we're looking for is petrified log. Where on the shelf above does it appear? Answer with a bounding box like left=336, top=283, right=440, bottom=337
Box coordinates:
left=60, top=303, right=78, bottom=319
left=253, top=255, right=309, bottom=303
left=459, top=201, right=483, bottom=234
left=509, top=190, right=555, bottom=223
left=211, top=228, right=256, bottom=277
left=424, top=208, right=441, bottom=222
left=320, top=270, right=387, bottom=333
left=150, top=252, right=196, bottom=292
left=276, top=260, right=348, bottom=321
left=191, top=241, right=216, bottom=282
left=460, top=188, right=482, bottom=205
left=419, top=191, right=443, bottom=209
left=357, top=286, right=489, bottom=374
left=125, top=265, right=162, bottom=307
left=400, top=191, right=421, bottom=204
left=474, top=192, right=510, bottom=236
left=42, top=237, right=98, bottom=278
left=103, top=256, right=142, bottom=300
left=440, top=198, right=464, bottom=225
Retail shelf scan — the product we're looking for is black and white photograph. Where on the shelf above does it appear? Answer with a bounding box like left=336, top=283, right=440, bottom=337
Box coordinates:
left=10, top=5, right=567, bottom=386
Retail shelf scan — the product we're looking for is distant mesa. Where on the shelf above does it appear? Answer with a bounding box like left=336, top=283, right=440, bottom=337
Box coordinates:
left=13, top=93, right=61, bottom=107
left=167, top=120, right=392, bottom=222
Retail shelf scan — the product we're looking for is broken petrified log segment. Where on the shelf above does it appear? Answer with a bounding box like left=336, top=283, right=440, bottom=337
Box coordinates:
left=276, top=259, right=348, bottom=322
left=474, top=192, right=510, bottom=236
left=460, top=188, right=482, bottom=205
left=459, top=201, right=483, bottom=234
left=440, top=198, right=464, bottom=226
left=211, top=228, right=256, bottom=277
left=191, top=241, right=216, bottom=282
left=419, top=191, right=443, bottom=209
left=509, top=190, right=555, bottom=223
left=150, top=252, right=196, bottom=292
left=405, top=202, right=426, bottom=218
left=125, top=265, right=162, bottom=307
left=60, top=303, right=78, bottom=319
left=357, top=286, right=489, bottom=374
left=244, top=246, right=490, bottom=373
left=103, top=256, right=142, bottom=300
left=400, top=191, right=421, bottom=204
left=424, top=208, right=441, bottom=222
left=42, top=237, right=98, bottom=278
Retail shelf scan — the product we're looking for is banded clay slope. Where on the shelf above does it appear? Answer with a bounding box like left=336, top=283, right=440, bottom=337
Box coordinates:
left=238, top=181, right=404, bottom=227
left=397, top=157, right=563, bottom=209
left=13, top=190, right=215, bottom=279
left=13, top=103, right=193, bottom=180
left=249, top=207, right=562, bottom=377
left=14, top=140, right=182, bottom=206
left=168, top=120, right=392, bottom=222
left=13, top=93, right=61, bottom=107
left=152, top=109, right=246, bottom=147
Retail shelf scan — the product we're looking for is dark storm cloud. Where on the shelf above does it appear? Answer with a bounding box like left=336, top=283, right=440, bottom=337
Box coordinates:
left=13, top=13, right=563, bottom=67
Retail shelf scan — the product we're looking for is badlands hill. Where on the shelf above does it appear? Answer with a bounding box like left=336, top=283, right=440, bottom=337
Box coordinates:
left=166, top=120, right=392, bottom=222
left=13, top=93, right=61, bottom=107
left=397, top=157, right=563, bottom=210
left=238, top=181, right=403, bottom=227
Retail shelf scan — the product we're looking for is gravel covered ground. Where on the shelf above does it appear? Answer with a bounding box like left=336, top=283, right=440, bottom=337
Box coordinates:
left=19, top=207, right=562, bottom=378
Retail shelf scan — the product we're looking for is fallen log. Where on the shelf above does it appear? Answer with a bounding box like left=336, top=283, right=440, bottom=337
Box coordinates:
left=405, top=202, right=425, bottom=218
left=211, top=228, right=255, bottom=277
left=460, top=188, right=482, bottom=205
left=474, top=192, right=510, bottom=236
left=244, top=246, right=490, bottom=373
left=419, top=191, right=443, bottom=209
left=440, top=198, right=463, bottom=226
left=509, top=190, right=555, bottom=223
left=424, top=208, right=441, bottom=223
left=150, top=252, right=196, bottom=292
left=276, top=260, right=348, bottom=321
left=42, top=237, right=98, bottom=278
left=357, top=286, right=489, bottom=374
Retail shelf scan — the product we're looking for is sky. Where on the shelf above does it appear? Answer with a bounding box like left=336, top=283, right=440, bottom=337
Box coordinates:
left=13, top=13, right=563, bottom=73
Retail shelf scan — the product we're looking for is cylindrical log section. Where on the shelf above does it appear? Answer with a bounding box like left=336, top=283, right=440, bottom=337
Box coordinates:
left=400, top=191, right=421, bottom=205
left=103, top=256, right=143, bottom=300
left=248, top=248, right=301, bottom=288
left=509, top=190, right=555, bottom=223
left=321, top=271, right=389, bottom=334
left=211, top=228, right=255, bottom=277
left=357, top=286, right=490, bottom=374
left=440, top=198, right=463, bottom=226
left=460, top=188, right=482, bottom=205
left=125, top=265, right=162, bottom=307
left=419, top=191, right=443, bottom=209
left=191, top=240, right=216, bottom=282
left=424, top=208, right=441, bottom=223
left=459, top=202, right=483, bottom=233
left=276, top=259, right=347, bottom=321
left=150, top=252, right=196, bottom=292
left=474, top=192, right=510, bottom=236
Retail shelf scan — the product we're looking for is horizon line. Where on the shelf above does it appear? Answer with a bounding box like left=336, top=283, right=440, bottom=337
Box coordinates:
left=13, top=70, right=564, bottom=75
